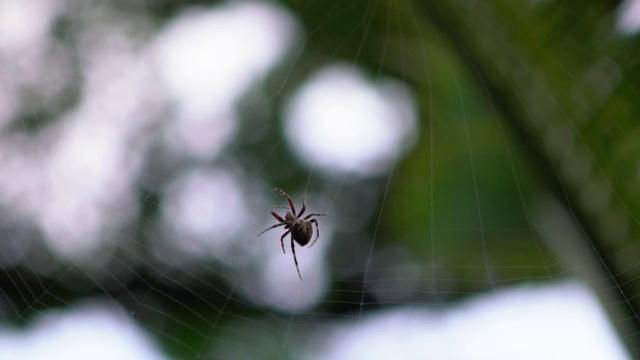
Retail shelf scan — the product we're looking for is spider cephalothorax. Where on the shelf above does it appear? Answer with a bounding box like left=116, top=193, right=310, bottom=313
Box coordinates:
left=257, top=188, right=325, bottom=280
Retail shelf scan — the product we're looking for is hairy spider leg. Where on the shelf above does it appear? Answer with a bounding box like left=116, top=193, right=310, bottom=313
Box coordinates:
left=303, top=213, right=326, bottom=220
left=256, top=210, right=287, bottom=236
left=291, top=236, right=302, bottom=280
left=270, top=208, right=286, bottom=221
left=307, top=217, right=324, bottom=248
left=274, top=188, right=296, bottom=215
left=257, top=222, right=285, bottom=237
left=297, top=194, right=307, bottom=217
left=280, top=229, right=290, bottom=254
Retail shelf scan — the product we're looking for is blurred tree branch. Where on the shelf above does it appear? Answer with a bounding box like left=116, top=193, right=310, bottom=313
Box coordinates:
left=414, top=0, right=640, bottom=350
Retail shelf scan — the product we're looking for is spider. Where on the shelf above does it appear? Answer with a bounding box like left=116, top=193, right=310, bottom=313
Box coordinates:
left=257, top=188, right=325, bottom=280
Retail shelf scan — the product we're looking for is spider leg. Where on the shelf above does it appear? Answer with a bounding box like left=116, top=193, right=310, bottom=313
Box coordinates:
left=291, top=235, right=303, bottom=280
left=257, top=222, right=285, bottom=237
left=274, top=188, right=296, bottom=215
left=297, top=194, right=306, bottom=217
left=307, top=218, right=322, bottom=248
left=280, top=229, right=290, bottom=254
left=270, top=210, right=286, bottom=222
left=303, top=213, right=326, bottom=220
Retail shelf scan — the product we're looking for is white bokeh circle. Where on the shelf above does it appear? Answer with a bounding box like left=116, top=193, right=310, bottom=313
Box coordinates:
left=284, top=64, right=418, bottom=176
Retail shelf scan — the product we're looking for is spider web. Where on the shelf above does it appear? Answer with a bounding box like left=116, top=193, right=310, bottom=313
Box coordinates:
left=0, top=0, right=638, bottom=359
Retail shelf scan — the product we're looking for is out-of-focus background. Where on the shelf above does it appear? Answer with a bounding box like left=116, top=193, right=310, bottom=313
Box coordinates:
left=1, top=0, right=640, bottom=359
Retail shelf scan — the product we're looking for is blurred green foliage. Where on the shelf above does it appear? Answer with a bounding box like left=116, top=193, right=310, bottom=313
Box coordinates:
left=5, top=0, right=640, bottom=357
left=159, top=0, right=640, bottom=355
left=271, top=0, right=640, bottom=352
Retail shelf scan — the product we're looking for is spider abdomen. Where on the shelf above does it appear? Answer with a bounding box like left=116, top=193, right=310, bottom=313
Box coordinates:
left=291, top=221, right=313, bottom=246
